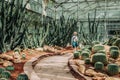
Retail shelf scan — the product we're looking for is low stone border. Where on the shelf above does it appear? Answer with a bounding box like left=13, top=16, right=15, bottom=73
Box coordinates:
left=68, top=58, right=92, bottom=80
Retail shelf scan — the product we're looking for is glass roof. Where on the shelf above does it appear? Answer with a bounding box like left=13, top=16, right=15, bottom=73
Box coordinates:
left=26, top=0, right=120, bottom=19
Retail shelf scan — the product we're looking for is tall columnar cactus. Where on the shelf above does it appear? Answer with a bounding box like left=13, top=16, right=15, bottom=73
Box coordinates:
left=107, top=64, right=119, bottom=76
left=92, top=53, right=108, bottom=65
left=17, top=73, right=29, bottom=80
left=110, top=50, right=120, bottom=59
left=81, top=51, right=90, bottom=60
left=92, top=44, right=105, bottom=53
left=1, top=71, right=11, bottom=79
left=109, top=46, right=119, bottom=52
left=94, top=62, right=104, bottom=70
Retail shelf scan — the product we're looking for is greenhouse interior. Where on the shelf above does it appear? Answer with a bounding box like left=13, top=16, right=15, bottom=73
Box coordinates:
left=0, top=0, right=120, bottom=80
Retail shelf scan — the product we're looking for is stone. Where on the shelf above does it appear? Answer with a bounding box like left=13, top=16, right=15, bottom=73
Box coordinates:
left=3, top=61, right=13, bottom=67
left=92, top=76, right=105, bottom=80
left=94, top=72, right=106, bottom=77
left=76, top=60, right=85, bottom=66
left=14, top=58, right=22, bottom=63
left=69, top=60, right=76, bottom=65
left=85, top=69, right=97, bottom=77
left=105, top=77, right=120, bottom=80
left=0, top=54, right=13, bottom=60
left=13, top=51, right=21, bottom=59
left=35, top=47, right=44, bottom=51
left=78, top=65, right=86, bottom=74
left=0, top=58, right=4, bottom=64
left=43, top=45, right=55, bottom=53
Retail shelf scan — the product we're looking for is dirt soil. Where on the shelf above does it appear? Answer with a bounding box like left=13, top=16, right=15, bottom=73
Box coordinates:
left=0, top=47, right=74, bottom=80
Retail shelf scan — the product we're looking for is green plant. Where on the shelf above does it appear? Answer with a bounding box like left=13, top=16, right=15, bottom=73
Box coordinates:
left=110, top=50, right=120, bottom=59
left=92, top=53, right=108, bottom=65
left=97, top=50, right=106, bottom=54
left=112, top=38, right=120, bottom=49
left=84, top=58, right=91, bottom=64
left=74, top=51, right=80, bottom=59
left=6, top=66, right=14, bottom=71
left=92, top=44, right=105, bottom=53
left=0, top=68, right=5, bottom=74
left=81, top=48, right=91, bottom=54
left=107, top=64, right=119, bottom=76
left=109, top=46, right=119, bottom=52
left=81, top=51, right=90, bottom=60
left=17, top=73, right=28, bottom=80
left=1, top=71, right=11, bottom=79
left=92, top=41, right=100, bottom=46
left=0, top=78, right=8, bottom=80
left=94, top=62, right=104, bottom=70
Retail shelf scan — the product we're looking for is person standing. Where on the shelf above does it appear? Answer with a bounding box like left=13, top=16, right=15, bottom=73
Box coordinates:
left=71, top=32, right=79, bottom=51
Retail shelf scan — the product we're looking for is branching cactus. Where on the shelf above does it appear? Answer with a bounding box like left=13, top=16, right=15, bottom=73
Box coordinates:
left=107, top=64, right=119, bottom=76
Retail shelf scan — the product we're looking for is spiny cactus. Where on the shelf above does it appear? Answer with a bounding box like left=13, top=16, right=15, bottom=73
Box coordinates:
left=109, top=46, right=119, bottom=52
left=81, top=51, right=90, bottom=60
left=81, top=48, right=91, bottom=54
left=107, top=64, right=119, bottom=76
left=92, top=53, right=108, bottom=65
left=94, top=62, right=104, bottom=70
left=92, top=41, right=100, bottom=46
left=92, top=44, right=105, bottom=53
left=6, top=66, right=14, bottom=71
left=17, top=73, right=29, bottom=80
left=74, top=51, right=80, bottom=59
left=112, top=38, right=120, bottom=49
left=0, top=68, right=5, bottom=74
left=84, top=58, right=91, bottom=64
left=1, top=71, right=11, bottom=79
left=0, top=78, right=8, bottom=80
left=97, top=50, right=106, bottom=54
left=110, top=50, right=120, bottom=59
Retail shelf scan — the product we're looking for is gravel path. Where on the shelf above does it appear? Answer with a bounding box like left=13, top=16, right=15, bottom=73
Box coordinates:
left=34, top=53, right=77, bottom=80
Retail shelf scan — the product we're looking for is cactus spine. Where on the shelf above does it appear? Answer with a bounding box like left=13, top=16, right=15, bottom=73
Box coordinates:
left=107, top=64, right=119, bottom=76
left=94, top=62, right=104, bottom=70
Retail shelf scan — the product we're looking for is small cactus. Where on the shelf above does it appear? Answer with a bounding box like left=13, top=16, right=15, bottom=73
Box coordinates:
left=6, top=66, right=14, bottom=71
left=81, top=51, right=90, bottom=60
left=0, top=68, right=6, bottom=74
left=97, top=50, right=106, bottom=54
left=92, top=41, right=100, bottom=46
left=84, top=58, right=91, bottom=64
left=0, top=78, right=8, bottom=80
left=92, top=53, right=108, bottom=65
left=94, top=62, right=104, bottom=70
left=1, top=71, right=11, bottom=79
left=109, top=46, right=119, bottom=52
left=92, top=44, right=105, bottom=53
left=107, top=64, right=119, bottom=76
left=17, top=73, right=29, bottom=80
left=74, top=51, right=80, bottom=59
left=110, top=50, right=120, bottom=59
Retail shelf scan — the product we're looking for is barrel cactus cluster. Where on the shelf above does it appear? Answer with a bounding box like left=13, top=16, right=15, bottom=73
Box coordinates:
left=0, top=68, right=11, bottom=79
left=73, top=44, right=120, bottom=76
